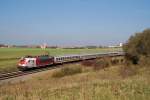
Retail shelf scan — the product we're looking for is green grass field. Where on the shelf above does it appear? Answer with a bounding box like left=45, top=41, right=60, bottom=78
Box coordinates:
left=0, top=47, right=122, bottom=59
left=0, top=47, right=122, bottom=73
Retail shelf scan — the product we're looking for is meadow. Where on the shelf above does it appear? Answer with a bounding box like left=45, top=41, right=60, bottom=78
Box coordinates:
left=0, top=47, right=121, bottom=73
left=0, top=62, right=150, bottom=100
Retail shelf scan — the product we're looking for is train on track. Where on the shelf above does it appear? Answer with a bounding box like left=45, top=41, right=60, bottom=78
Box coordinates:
left=18, top=52, right=124, bottom=70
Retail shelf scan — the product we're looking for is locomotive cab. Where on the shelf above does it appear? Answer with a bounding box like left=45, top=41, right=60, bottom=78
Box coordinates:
left=18, top=57, right=36, bottom=70
left=18, top=55, right=54, bottom=71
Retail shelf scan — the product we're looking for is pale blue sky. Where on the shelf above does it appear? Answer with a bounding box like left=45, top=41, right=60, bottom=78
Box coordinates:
left=0, top=0, right=150, bottom=46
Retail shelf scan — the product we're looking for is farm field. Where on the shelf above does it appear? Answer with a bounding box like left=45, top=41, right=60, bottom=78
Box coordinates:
left=0, top=47, right=122, bottom=73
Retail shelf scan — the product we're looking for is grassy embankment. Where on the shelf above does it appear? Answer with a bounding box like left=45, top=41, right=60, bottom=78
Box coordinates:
left=0, top=47, right=121, bottom=73
left=0, top=57, right=150, bottom=100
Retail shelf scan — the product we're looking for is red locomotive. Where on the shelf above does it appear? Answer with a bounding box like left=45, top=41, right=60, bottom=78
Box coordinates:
left=18, top=55, right=54, bottom=70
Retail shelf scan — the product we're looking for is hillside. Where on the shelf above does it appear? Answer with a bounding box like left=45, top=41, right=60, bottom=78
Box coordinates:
left=0, top=62, right=150, bottom=100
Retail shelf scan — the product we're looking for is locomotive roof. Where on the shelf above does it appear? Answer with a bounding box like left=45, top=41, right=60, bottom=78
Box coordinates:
left=24, top=55, right=54, bottom=58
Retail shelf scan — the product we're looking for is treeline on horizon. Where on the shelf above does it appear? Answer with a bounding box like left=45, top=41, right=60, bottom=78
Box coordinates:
left=0, top=44, right=121, bottom=49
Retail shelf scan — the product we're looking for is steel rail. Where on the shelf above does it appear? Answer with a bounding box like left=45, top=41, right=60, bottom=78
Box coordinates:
left=0, top=65, right=60, bottom=80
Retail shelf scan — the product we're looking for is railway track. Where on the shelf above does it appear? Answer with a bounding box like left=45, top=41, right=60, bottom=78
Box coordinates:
left=0, top=65, right=61, bottom=81
left=0, top=53, right=124, bottom=81
left=0, top=60, right=83, bottom=81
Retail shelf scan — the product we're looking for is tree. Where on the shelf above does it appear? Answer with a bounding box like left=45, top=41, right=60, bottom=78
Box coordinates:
left=123, top=29, right=150, bottom=64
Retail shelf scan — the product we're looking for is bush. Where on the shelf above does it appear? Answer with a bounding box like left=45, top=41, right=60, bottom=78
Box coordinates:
left=81, top=59, right=110, bottom=70
left=123, top=29, right=150, bottom=65
left=111, top=59, right=120, bottom=65
left=111, top=58, right=125, bottom=65
left=81, top=60, right=95, bottom=67
left=81, top=57, right=123, bottom=71
left=93, top=59, right=109, bottom=70
left=52, top=66, right=82, bottom=78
